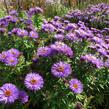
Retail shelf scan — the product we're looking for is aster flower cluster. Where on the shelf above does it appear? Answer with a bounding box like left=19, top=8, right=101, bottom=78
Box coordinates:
left=28, top=7, right=43, bottom=17
left=0, top=48, right=21, bottom=66
left=65, top=3, right=109, bottom=29
left=0, top=3, right=109, bottom=108
left=0, top=83, right=28, bottom=104
left=81, top=54, right=104, bottom=69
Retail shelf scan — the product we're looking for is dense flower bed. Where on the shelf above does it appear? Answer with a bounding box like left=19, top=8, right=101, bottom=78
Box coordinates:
left=0, top=3, right=109, bottom=109
left=65, top=3, right=109, bottom=29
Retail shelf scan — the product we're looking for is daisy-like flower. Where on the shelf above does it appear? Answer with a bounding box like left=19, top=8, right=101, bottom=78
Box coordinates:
left=69, top=79, right=83, bottom=94
left=29, top=31, right=39, bottom=39
left=54, top=34, right=64, bottom=40
left=81, top=54, right=104, bottom=68
left=0, top=51, right=8, bottom=62
left=51, top=41, right=73, bottom=58
left=37, top=46, right=52, bottom=57
left=8, top=48, right=20, bottom=58
left=66, top=33, right=78, bottom=41
left=0, top=83, right=19, bottom=103
left=51, top=61, right=72, bottom=78
left=28, top=7, right=43, bottom=17
left=19, top=91, right=29, bottom=104
left=42, top=23, right=55, bottom=32
left=5, top=56, right=18, bottom=66
left=24, top=72, right=44, bottom=91
left=17, top=29, right=28, bottom=37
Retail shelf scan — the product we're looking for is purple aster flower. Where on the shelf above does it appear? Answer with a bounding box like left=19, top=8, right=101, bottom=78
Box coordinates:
left=81, top=54, right=104, bottom=68
left=24, top=19, right=33, bottom=25
left=0, top=28, right=7, bottom=33
left=0, top=51, right=9, bottom=62
left=0, top=20, right=8, bottom=27
left=7, top=48, right=20, bottom=58
left=65, top=23, right=77, bottom=31
left=5, top=56, right=18, bottom=66
left=19, top=91, right=29, bottom=104
left=0, top=83, right=19, bottom=103
left=97, top=48, right=107, bottom=56
left=51, top=42, right=73, bottom=58
left=51, top=61, right=72, bottom=78
left=9, top=10, right=18, bottom=16
left=37, top=46, right=52, bottom=57
left=61, top=44, right=73, bottom=58
left=75, top=28, right=90, bottom=39
left=69, top=79, right=83, bottom=94
left=54, top=16, right=61, bottom=21
left=64, top=20, right=70, bottom=24
left=51, top=41, right=66, bottom=52
left=91, top=37, right=104, bottom=43
left=17, top=29, right=28, bottom=37
left=11, top=28, right=19, bottom=34
left=42, top=23, right=55, bottom=32
left=29, top=31, right=39, bottom=39
left=54, top=34, right=64, bottom=40
left=66, top=32, right=78, bottom=41
left=28, top=7, right=43, bottom=17
left=24, top=72, right=44, bottom=91
left=5, top=15, right=18, bottom=23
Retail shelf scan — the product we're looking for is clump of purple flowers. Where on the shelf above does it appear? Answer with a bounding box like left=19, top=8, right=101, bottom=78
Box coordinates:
left=29, top=31, right=39, bottom=39
left=17, top=29, right=28, bottom=37
left=0, top=48, right=21, bottom=66
left=37, top=46, right=52, bottom=57
left=42, top=23, right=56, bottom=32
left=51, top=41, right=73, bottom=58
left=81, top=54, right=104, bottom=69
left=28, top=7, right=43, bottom=17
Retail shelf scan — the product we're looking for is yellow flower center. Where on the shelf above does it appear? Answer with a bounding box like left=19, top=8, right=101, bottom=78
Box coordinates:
left=10, top=59, right=14, bottom=63
left=2, top=55, right=6, bottom=58
left=5, top=90, right=12, bottom=97
left=73, top=84, right=78, bottom=89
left=32, top=33, right=35, bottom=36
left=30, top=79, right=37, bottom=85
left=57, top=66, right=64, bottom=72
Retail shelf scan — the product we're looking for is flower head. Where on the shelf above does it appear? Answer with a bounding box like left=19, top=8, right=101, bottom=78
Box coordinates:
left=28, top=7, right=43, bottom=17
left=69, top=79, right=83, bottom=94
left=42, top=23, right=55, bottom=32
left=8, top=48, right=20, bottom=58
left=37, top=46, right=52, bottom=57
left=5, top=56, right=18, bottom=66
left=81, top=54, right=104, bottom=68
left=54, top=34, right=64, bottom=40
left=0, top=83, right=19, bottom=103
left=51, top=61, right=72, bottom=78
left=24, top=73, right=44, bottom=91
left=19, top=91, right=29, bottom=104
left=17, top=29, right=28, bottom=37
left=0, top=51, right=9, bottom=62
left=29, top=31, right=39, bottom=39
left=51, top=42, right=73, bottom=58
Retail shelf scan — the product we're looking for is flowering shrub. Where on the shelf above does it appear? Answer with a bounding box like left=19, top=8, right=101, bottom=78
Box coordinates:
left=0, top=4, right=109, bottom=109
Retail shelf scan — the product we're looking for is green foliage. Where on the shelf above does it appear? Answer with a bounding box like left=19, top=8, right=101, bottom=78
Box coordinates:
left=44, top=3, right=69, bottom=18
